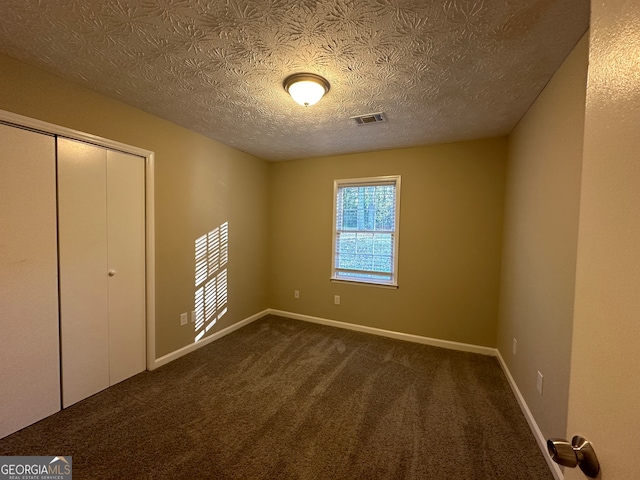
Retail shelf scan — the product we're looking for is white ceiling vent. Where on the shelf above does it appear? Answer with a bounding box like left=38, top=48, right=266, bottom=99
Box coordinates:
left=351, top=112, right=386, bottom=125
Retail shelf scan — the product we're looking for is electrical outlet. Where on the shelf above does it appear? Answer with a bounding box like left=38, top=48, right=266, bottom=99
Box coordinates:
left=513, top=338, right=517, bottom=355
left=190, top=310, right=196, bottom=323
left=180, top=312, right=188, bottom=326
left=294, top=290, right=300, bottom=299
left=537, top=371, right=544, bottom=395
left=334, top=295, right=341, bottom=305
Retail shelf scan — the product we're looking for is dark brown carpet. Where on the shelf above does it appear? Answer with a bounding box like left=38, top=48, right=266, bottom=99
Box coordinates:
left=0, top=315, right=553, bottom=479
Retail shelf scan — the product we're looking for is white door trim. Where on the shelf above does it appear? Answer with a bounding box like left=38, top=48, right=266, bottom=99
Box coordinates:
left=0, top=109, right=157, bottom=372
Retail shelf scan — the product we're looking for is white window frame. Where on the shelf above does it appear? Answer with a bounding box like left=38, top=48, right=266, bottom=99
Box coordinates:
left=331, top=175, right=401, bottom=287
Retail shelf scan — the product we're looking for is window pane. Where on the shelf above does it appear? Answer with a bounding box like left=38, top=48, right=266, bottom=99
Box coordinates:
left=363, top=186, right=375, bottom=207
left=363, top=207, right=375, bottom=229
left=373, top=255, right=392, bottom=273
left=337, top=253, right=357, bottom=270
left=355, top=232, right=373, bottom=254
left=375, top=185, right=395, bottom=230
left=343, top=209, right=358, bottom=229
left=337, top=233, right=356, bottom=254
left=372, top=233, right=392, bottom=255
left=355, top=254, right=373, bottom=271
left=343, top=187, right=358, bottom=208
left=336, top=189, right=344, bottom=229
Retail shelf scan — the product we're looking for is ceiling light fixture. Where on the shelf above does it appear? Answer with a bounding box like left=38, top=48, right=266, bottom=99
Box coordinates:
left=283, top=73, right=330, bottom=107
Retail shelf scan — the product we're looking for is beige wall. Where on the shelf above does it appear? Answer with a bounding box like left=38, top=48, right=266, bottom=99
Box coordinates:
left=0, top=53, right=269, bottom=358
left=565, top=0, right=640, bottom=476
left=269, top=139, right=507, bottom=347
left=497, top=35, right=588, bottom=440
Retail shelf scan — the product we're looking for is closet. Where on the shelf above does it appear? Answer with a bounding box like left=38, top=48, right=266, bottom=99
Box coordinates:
left=58, top=138, right=146, bottom=408
left=0, top=122, right=147, bottom=438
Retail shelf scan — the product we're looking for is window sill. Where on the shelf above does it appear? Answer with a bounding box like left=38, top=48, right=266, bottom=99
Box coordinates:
left=330, top=278, right=398, bottom=289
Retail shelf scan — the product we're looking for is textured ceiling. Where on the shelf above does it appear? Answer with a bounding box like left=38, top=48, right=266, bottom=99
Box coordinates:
left=0, top=0, right=589, bottom=161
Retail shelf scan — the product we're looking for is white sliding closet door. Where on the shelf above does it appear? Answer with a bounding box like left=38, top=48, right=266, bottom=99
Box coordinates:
left=58, top=139, right=110, bottom=407
left=0, top=123, right=60, bottom=438
left=106, top=150, right=146, bottom=386
left=58, top=138, right=145, bottom=408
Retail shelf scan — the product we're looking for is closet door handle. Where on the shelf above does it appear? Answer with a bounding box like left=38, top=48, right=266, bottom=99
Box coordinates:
left=108, top=270, right=116, bottom=277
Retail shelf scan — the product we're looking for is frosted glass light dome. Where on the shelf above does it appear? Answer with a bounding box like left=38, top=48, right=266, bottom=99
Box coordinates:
left=283, top=73, right=330, bottom=107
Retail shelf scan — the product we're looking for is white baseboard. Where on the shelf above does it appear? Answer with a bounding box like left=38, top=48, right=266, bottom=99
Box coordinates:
left=151, top=309, right=269, bottom=369
left=496, top=351, right=563, bottom=480
left=268, top=309, right=497, bottom=356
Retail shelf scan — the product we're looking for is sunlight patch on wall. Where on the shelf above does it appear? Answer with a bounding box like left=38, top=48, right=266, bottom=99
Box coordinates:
left=194, top=222, right=228, bottom=342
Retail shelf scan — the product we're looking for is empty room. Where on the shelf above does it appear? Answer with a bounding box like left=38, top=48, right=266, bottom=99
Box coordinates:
left=1, top=0, right=639, bottom=479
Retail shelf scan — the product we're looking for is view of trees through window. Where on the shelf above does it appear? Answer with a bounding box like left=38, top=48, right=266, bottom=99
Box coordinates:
left=334, top=180, right=398, bottom=284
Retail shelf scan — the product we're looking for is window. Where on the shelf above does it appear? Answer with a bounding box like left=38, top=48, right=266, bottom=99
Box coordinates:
left=331, top=176, right=401, bottom=286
